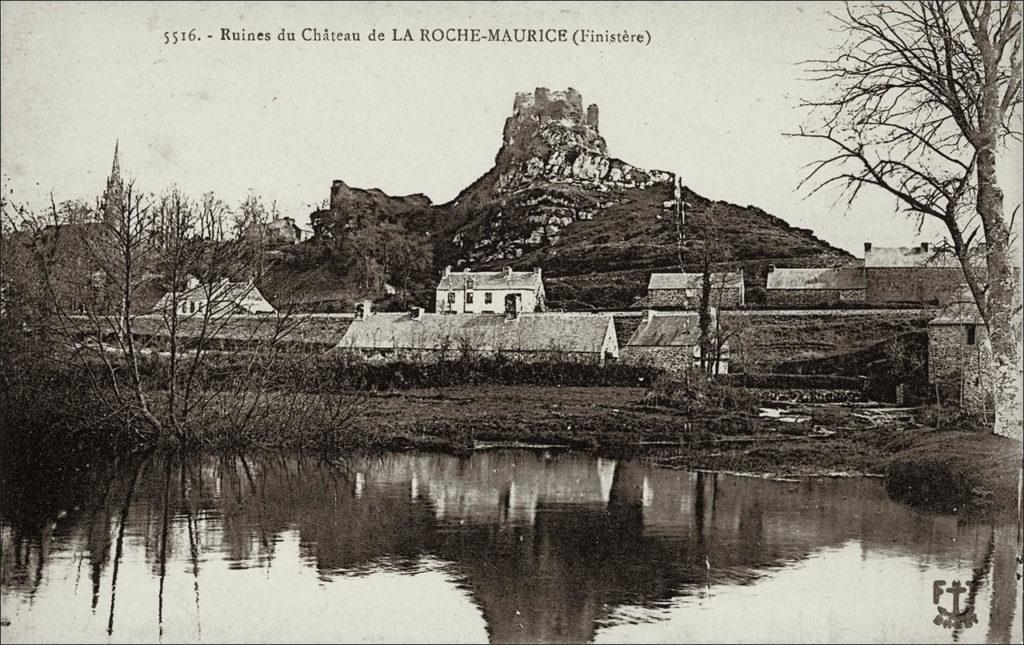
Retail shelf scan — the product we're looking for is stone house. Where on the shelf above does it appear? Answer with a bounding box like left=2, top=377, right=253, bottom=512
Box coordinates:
left=623, top=311, right=730, bottom=374
left=435, top=266, right=546, bottom=315
left=641, top=272, right=744, bottom=309
left=766, top=266, right=866, bottom=307
left=152, top=277, right=276, bottom=317
left=266, top=217, right=311, bottom=245
left=337, top=305, right=618, bottom=365
left=864, top=242, right=978, bottom=306
left=927, top=302, right=993, bottom=412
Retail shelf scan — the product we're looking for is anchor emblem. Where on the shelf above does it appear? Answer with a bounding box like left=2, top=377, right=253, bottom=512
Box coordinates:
left=932, top=580, right=978, bottom=630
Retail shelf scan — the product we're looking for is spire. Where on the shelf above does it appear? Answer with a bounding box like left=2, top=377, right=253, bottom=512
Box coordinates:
left=110, top=140, right=120, bottom=180
left=102, top=140, right=125, bottom=225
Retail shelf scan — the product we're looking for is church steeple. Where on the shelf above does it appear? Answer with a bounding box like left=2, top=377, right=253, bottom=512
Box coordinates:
left=110, top=140, right=120, bottom=179
left=102, top=140, right=125, bottom=225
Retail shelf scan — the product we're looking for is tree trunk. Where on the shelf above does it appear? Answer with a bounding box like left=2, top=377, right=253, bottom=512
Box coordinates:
left=698, top=247, right=712, bottom=374
left=975, top=123, right=1022, bottom=440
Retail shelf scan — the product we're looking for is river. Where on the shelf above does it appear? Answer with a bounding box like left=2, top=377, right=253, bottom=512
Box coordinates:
left=1, top=449, right=1020, bottom=643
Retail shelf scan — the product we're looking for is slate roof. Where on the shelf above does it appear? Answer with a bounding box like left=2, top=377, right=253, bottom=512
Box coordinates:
left=647, top=272, right=744, bottom=290
left=337, top=312, right=615, bottom=354
left=438, top=270, right=543, bottom=291
left=766, top=267, right=865, bottom=290
left=627, top=312, right=701, bottom=347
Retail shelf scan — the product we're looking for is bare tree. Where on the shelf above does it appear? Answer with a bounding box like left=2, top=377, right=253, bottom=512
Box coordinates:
left=199, top=192, right=231, bottom=242
left=795, top=0, right=1022, bottom=437
left=697, top=227, right=715, bottom=375
left=233, top=191, right=274, bottom=280
left=9, top=182, right=363, bottom=446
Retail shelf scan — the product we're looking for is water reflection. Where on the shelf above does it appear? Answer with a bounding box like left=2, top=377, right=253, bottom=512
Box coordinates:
left=1, top=450, right=1020, bottom=643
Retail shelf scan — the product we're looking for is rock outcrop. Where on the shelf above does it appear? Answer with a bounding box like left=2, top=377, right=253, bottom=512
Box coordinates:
left=300, top=86, right=853, bottom=309
left=441, top=87, right=681, bottom=267
left=309, top=180, right=433, bottom=238
left=492, top=87, right=672, bottom=194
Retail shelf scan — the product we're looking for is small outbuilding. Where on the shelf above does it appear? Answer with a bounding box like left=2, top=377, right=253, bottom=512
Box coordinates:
left=766, top=266, right=866, bottom=307
left=927, top=302, right=993, bottom=413
left=624, top=311, right=730, bottom=374
left=641, top=272, right=744, bottom=309
left=266, top=217, right=311, bottom=245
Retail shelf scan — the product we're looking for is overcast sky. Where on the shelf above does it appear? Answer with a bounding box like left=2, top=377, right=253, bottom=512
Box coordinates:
left=2, top=1, right=1021, bottom=256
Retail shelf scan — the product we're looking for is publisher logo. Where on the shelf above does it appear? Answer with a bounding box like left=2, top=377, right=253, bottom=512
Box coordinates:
left=932, top=580, right=978, bottom=630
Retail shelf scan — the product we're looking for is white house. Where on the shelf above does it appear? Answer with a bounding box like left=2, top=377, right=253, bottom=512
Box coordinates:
left=435, top=266, right=546, bottom=314
left=152, top=277, right=276, bottom=317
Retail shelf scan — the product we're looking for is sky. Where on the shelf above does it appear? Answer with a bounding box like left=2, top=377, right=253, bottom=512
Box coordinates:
left=2, top=1, right=1021, bottom=256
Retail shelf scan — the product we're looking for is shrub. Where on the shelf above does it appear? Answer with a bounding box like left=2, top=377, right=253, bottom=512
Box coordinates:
left=641, top=370, right=759, bottom=416
left=323, top=353, right=657, bottom=390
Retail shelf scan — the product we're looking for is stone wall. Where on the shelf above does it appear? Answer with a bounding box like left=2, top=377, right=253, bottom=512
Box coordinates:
left=866, top=267, right=969, bottom=305
left=338, top=347, right=607, bottom=365
left=766, top=288, right=865, bottom=307
left=645, top=287, right=744, bottom=308
left=927, top=323, right=995, bottom=413
left=620, top=346, right=693, bottom=373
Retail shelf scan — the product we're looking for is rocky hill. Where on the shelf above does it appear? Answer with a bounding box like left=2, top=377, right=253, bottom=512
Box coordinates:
left=288, top=87, right=853, bottom=310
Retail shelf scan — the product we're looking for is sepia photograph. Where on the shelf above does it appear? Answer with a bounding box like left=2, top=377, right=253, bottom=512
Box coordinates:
left=1, top=1, right=1022, bottom=643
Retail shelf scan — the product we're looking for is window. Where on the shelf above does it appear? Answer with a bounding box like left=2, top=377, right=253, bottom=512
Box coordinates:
left=466, top=291, right=474, bottom=304
left=966, top=324, right=976, bottom=346
left=484, top=292, right=492, bottom=304
left=447, top=291, right=456, bottom=304
left=189, top=301, right=196, bottom=314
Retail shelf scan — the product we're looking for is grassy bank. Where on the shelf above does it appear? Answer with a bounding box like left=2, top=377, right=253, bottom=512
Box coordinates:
left=4, top=348, right=1018, bottom=514
left=177, top=385, right=1021, bottom=513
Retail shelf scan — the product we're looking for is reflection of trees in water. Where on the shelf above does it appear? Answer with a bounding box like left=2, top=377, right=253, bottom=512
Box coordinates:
left=0, top=450, right=1019, bottom=643
left=985, top=523, right=1019, bottom=645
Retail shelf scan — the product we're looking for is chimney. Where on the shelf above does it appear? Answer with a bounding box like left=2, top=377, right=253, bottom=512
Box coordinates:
left=864, top=242, right=872, bottom=253
left=767, top=265, right=775, bottom=273
left=410, top=306, right=423, bottom=320
left=355, top=299, right=373, bottom=320
left=920, top=242, right=930, bottom=252
left=503, top=266, right=513, bottom=278
left=533, top=267, right=542, bottom=279
left=442, top=266, right=452, bottom=279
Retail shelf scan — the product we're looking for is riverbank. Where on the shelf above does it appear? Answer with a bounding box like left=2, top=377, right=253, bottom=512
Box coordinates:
left=4, top=373, right=1019, bottom=514
left=181, top=385, right=1020, bottom=513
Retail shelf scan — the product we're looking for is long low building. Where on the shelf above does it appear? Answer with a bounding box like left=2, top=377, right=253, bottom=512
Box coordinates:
left=766, top=266, right=866, bottom=306
left=336, top=307, right=619, bottom=364
left=641, top=271, right=745, bottom=308
left=152, top=277, right=276, bottom=316
left=864, top=242, right=978, bottom=306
